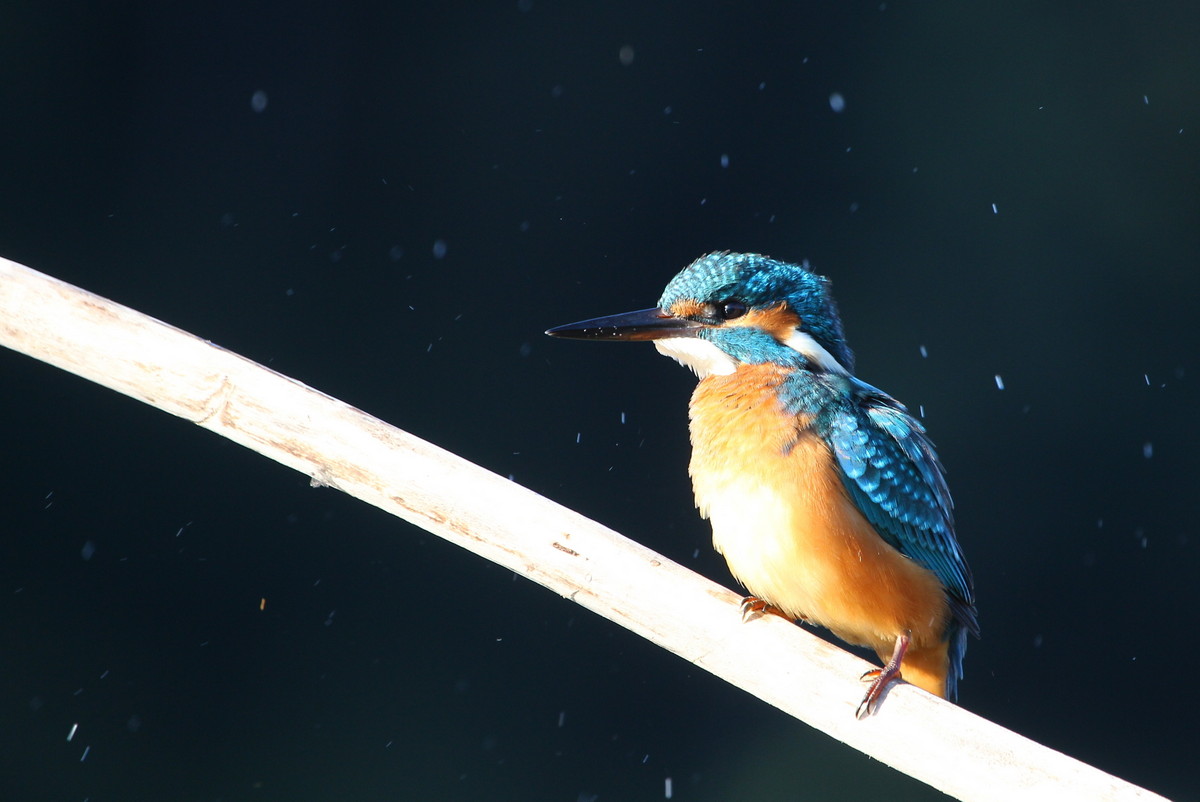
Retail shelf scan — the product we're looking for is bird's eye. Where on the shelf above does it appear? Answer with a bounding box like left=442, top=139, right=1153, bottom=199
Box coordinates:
left=720, top=300, right=748, bottom=320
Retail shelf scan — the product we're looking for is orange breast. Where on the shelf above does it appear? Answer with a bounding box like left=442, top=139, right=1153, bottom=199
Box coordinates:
left=687, top=364, right=951, bottom=693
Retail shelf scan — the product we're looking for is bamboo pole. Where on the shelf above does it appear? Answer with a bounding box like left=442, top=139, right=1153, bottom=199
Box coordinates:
left=0, top=255, right=1166, bottom=801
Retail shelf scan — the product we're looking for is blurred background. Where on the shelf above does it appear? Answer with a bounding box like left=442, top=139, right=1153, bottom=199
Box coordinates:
left=1, top=2, right=1197, bottom=800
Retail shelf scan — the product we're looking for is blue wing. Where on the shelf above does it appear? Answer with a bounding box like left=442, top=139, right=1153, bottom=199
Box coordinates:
left=826, top=379, right=979, bottom=676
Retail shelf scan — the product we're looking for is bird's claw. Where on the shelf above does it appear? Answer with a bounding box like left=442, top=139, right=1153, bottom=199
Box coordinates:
left=739, top=596, right=789, bottom=623
left=854, top=632, right=911, bottom=719
left=856, top=667, right=901, bottom=719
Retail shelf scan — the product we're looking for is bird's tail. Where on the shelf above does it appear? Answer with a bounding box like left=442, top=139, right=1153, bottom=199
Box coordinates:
left=889, top=617, right=972, bottom=701
left=945, top=595, right=980, bottom=700
left=944, top=619, right=971, bottom=700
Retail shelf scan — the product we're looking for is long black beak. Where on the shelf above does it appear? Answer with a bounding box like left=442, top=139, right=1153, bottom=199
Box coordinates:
left=545, top=307, right=703, bottom=341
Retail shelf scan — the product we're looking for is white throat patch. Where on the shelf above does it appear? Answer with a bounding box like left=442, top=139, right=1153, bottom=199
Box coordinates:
left=653, top=337, right=737, bottom=378
left=653, top=329, right=848, bottom=378
left=782, top=330, right=850, bottom=375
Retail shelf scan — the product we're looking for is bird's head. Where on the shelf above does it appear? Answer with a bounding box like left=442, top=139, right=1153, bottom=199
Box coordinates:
left=546, top=251, right=855, bottom=378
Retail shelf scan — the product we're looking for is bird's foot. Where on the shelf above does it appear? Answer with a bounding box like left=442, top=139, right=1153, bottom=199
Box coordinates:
left=855, top=632, right=911, bottom=719
left=739, top=596, right=790, bottom=623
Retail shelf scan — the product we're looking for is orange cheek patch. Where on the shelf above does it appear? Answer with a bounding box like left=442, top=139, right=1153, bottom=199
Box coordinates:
left=668, top=299, right=708, bottom=318
left=729, top=303, right=800, bottom=340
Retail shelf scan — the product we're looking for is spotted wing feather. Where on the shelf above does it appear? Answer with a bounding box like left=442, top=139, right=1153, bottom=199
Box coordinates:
left=827, top=380, right=977, bottom=635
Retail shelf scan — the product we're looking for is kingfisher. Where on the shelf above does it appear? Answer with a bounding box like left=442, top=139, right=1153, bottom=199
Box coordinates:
left=546, top=251, right=978, bottom=716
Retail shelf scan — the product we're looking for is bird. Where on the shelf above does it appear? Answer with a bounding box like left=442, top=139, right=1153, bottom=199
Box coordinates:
left=546, top=251, right=978, bottom=716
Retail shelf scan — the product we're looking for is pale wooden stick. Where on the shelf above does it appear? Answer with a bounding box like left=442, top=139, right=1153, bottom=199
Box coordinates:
left=0, top=255, right=1164, bottom=802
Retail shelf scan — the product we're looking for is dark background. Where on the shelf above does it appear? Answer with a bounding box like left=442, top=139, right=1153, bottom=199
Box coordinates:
left=2, top=2, right=1197, bottom=800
